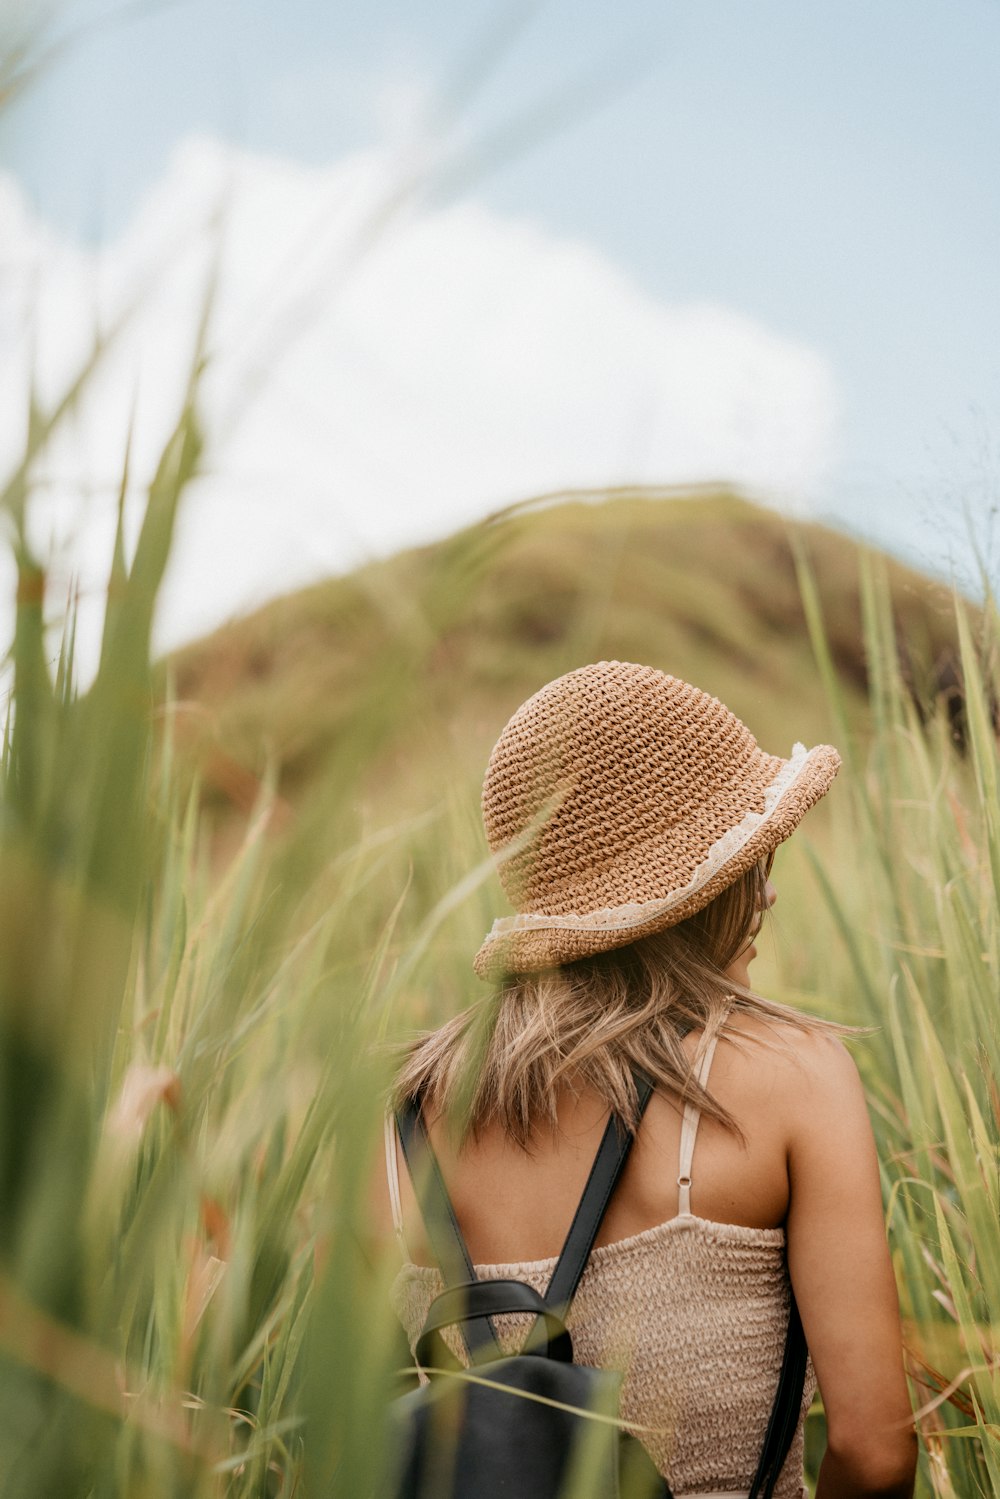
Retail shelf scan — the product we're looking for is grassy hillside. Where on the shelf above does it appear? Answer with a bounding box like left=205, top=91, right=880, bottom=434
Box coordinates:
left=171, top=487, right=959, bottom=833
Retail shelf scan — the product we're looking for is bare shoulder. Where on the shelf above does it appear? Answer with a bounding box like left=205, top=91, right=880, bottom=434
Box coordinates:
left=713, top=1012, right=865, bottom=1131
left=720, top=1010, right=858, bottom=1070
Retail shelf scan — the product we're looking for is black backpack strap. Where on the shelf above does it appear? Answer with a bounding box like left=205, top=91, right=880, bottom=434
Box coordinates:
left=395, top=1098, right=502, bottom=1361
left=543, top=1070, right=655, bottom=1315
left=416, top=1279, right=574, bottom=1369
left=398, top=1070, right=654, bottom=1364
left=747, top=1291, right=808, bottom=1498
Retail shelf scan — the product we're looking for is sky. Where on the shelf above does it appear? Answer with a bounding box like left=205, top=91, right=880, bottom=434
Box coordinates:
left=3, top=0, right=1000, bottom=667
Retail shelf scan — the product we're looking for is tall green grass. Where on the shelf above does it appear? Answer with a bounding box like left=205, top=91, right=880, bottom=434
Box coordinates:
left=2, top=264, right=998, bottom=1499
left=794, top=552, right=1000, bottom=1497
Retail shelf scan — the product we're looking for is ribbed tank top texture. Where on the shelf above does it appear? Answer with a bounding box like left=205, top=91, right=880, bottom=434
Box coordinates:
left=387, top=1036, right=815, bottom=1499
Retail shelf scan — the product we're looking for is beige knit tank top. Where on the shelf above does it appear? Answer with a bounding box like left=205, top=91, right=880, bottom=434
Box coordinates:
left=387, top=1037, right=814, bottom=1499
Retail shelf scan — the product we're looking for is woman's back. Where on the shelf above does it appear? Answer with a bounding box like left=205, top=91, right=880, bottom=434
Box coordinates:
left=386, top=1019, right=824, bottom=1499
left=390, top=1016, right=793, bottom=1268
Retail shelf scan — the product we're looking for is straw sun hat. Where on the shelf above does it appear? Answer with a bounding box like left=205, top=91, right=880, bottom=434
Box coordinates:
left=473, top=660, right=841, bottom=979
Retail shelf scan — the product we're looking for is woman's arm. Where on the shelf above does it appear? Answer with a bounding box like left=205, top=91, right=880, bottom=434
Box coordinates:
left=784, top=1034, right=917, bottom=1499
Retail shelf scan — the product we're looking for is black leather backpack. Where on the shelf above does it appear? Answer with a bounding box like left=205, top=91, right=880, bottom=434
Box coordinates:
left=387, top=1074, right=806, bottom=1499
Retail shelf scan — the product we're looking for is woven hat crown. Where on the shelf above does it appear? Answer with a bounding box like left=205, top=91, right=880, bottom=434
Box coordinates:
left=475, top=661, right=840, bottom=977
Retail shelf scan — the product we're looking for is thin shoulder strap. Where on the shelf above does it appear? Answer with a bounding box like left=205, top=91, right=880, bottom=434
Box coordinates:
left=542, top=1071, right=655, bottom=1315
left=677, top=1031, right=721, bottom=1217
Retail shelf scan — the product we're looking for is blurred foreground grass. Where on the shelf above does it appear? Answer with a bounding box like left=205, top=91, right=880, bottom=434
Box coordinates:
left=1, top=362, right=998, bottom=1498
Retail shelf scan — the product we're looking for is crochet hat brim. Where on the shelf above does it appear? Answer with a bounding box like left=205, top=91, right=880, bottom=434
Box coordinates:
left=473, top=740, right=840, bottom=980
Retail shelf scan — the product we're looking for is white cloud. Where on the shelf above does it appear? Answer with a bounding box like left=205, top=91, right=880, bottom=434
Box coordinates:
left=0, top=135, right=840, bottom=677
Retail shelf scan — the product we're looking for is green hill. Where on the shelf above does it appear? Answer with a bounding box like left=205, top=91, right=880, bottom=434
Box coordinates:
left=170, top=487, right=960, bottom=830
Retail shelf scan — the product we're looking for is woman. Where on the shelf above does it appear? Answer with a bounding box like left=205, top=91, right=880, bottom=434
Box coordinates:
left=376, top=661, right=916, bottom=1498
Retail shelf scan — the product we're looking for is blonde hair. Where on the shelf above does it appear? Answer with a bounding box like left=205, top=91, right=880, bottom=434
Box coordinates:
left=394, top=862, right=844, bottom=1147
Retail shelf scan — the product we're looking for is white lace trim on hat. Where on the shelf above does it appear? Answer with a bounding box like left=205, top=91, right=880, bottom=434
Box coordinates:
left=482, top=743, right=812, bottom=942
